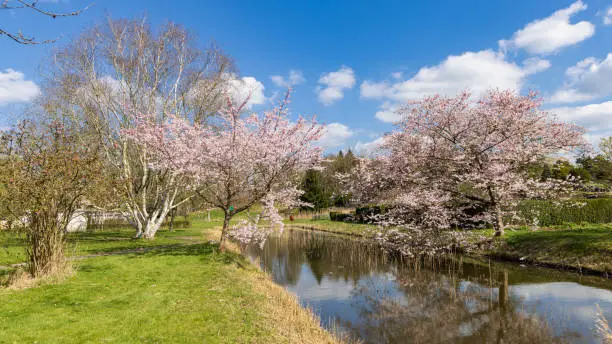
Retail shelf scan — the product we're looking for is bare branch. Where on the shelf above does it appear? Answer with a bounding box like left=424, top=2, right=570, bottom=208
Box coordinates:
left=13, top=0, right=91, bottom=18
left=1, top=0, right=92, bottom=44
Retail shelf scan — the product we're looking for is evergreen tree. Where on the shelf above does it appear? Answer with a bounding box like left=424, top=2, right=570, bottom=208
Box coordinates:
left=577, top=155, right=612, bottom=182
left=299, top=150, right=358, bottom=208
left=300, top=169, right=331, bottom=210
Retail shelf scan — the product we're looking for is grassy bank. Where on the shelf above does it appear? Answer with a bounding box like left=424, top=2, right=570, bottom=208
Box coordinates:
left=0, top=215, right=339, bottom=343
left=289, top=218, right=612, bottom=275
left=487, top=224, right=612, bottom=275
left=290, top=218, right=377, bottom=237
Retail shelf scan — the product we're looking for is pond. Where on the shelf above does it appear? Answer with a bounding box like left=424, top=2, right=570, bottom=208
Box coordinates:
left=244, top=228, right=612, bottom=344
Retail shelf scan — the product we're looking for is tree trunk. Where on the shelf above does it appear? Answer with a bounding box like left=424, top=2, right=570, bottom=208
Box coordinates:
left=493, top=203, right=504, bottom=237
left=26, top=212, right=67, bottom=277
left=142, top=211, right=168, bottom=240
left=142, top=217, right=164, bottom=239
left=168, top=208, right=175, bottom=232
left=219, top=212, right=231, bottom=251
left=134, top=225, right=143, bottom=239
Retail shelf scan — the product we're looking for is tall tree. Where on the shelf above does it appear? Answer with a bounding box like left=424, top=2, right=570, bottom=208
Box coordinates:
left=347, top=90, right=586, bottom=237
left=300, top=169, right=331, bottom=210
left=42, top=18, right=234, bottom=238
left=124, top=94, right=323, bottom=246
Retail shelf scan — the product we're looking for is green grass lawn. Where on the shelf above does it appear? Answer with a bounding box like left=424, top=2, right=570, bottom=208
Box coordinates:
left=0, top=211, right=227, bottom=266
left=0, top=213, right=338, bottom=344
left=0, top=208, right=269, bottom=267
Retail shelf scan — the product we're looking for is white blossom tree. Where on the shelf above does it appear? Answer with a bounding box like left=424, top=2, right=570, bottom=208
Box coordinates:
left=124, top=93, right=323, bottom=245
left=347, top=89, right=586, bottom=239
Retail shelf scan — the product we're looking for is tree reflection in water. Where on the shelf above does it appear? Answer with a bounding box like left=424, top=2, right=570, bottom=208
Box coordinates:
left=244, top=229, right=588, bottom=344
left=343, top=264, right=566, bottom=343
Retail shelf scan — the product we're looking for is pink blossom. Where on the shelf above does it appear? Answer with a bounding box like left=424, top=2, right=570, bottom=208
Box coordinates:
left=123, top=92, right=323, bottom=246
left=344, top=89, right=587, bottom=241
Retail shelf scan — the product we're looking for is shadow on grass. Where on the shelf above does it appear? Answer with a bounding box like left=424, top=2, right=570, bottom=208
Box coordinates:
left=68, top=227, right=206, bottom=243
left=68, top=230, right=135, bottom=243
left=117, top=242, right=251, bottom=269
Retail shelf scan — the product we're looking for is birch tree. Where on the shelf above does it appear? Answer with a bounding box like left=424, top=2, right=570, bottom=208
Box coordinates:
left=42, top=18, right=235, bottom=238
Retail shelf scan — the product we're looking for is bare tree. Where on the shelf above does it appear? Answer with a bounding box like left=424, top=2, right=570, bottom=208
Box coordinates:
left=0, top=119, right=107, bottom=277
left=42, top=17, right=235, bottom=238
left=1, top=0, right=89, bottom=44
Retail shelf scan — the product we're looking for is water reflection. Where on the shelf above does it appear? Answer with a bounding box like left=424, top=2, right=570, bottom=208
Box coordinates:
left=244, top=229, right=612, bottom=344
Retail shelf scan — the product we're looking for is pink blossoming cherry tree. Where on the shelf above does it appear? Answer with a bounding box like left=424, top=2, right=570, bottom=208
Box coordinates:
left=347, top=89, right=586, bottom=240
left=123, top=92, right=323, bottom=246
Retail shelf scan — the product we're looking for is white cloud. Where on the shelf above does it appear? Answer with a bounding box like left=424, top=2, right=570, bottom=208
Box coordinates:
left=498, top=1, right=594, bottom=55
left=550, top=53, right=612, bottom=104
left=317, top=122, right=354, bottom=149
left=375, top=102, right=403, bottom=123
left=361, top=80, right=392, bottom=99
left=354, top=137, right=386, bottom=156
left=603, top=7, right=612, bottom=25
left=391, top=72, right=403, bottom=80
left=270, top=70, right=306, bottom=88
left=360, top=50, right=546, bottom=102
left=316, top=66, right=356, bottom=105
left=227, top=76, right=266, bottom=107
left=549, top=101, right=612, bottom=145
left=549, top=89, right=594, bottom=104
left=0, top=69, right=40, bottom=105
left=522, top=57, right=552, bottom=75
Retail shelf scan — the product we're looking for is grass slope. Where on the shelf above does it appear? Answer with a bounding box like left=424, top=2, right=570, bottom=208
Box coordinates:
left=0, top=214, right=338, bottom=344
left=289, top=219, right=376, bottom=237
left=491, top=224, right=612, bottom=274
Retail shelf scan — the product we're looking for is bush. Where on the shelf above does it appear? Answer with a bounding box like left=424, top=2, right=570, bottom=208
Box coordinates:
left=516, top=198, right=612, bottom=226
left=354, top=204, right=391, bottom=222
left=0, top=121, right=106, bottom=277
left=329, top=212, right=353, bottom=222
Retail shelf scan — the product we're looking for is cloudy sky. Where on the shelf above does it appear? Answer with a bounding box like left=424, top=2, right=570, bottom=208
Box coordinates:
left=1, top=0, right=612, bottom=153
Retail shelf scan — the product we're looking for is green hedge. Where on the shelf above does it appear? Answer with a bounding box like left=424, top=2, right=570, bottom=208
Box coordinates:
left=355, top=204, right=390, bottom=217
left=329, top=212, right=353, bottom=222
left=516, top=198, right=612, bottom=226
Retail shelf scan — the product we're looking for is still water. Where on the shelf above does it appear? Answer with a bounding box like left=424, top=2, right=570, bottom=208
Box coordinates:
left=245, top=228, right=612, bottom=344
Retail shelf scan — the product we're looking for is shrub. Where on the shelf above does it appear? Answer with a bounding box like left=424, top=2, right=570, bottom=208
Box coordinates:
left=515, top=198, right=612, bottom=226
left=329, top=212, right=353, bottom=222
left=0, top=121, right=107, bottom=277
left=355, top=204, right=390, bottom=222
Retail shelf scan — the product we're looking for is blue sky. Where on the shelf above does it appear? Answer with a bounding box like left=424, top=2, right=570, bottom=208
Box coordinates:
left=1, top=0, right=612, bottom=153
